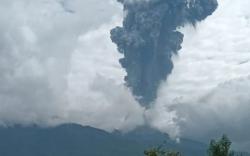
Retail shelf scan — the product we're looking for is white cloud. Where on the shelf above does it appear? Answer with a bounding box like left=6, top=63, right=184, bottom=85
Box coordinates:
left=1, top=0, right=250, bottom=151
left=153, top=0, right=250, bottom=150
left=64, top=20, right=145, bottom=131
left=0, top=0, right=145, bottom=131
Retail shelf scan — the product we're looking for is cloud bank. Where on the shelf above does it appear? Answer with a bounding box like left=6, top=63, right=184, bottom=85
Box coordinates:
left=152, top=0, right=250, bottom=150
left=0, top=0, right=145, bottom=132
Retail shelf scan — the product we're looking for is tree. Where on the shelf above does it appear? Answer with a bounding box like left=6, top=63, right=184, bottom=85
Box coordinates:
left=144, top=134, right=235, bottom=156
left=208, top=134, right=232, bottom=156
left=144, top=147, right=181, bottom=156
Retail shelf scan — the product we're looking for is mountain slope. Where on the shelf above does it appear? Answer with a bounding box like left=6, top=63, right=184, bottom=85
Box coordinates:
left=0, top=124, right=206, bottom=156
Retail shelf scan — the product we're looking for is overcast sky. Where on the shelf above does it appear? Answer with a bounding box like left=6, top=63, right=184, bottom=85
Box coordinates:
left=0, top=0, right=145, bottom=131
left=0, top=0, right=250, bottom=152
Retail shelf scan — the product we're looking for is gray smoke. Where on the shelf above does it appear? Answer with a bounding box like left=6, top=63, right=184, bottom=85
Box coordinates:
left=111, top=0, right=218, bottom=106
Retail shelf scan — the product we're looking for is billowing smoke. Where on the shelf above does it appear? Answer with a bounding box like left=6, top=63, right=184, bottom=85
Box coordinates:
left=2, top=0, right=250, bottom=151
left=111, top=0, right=218, bottom=106
left=153, top=0, right=250, bottom=150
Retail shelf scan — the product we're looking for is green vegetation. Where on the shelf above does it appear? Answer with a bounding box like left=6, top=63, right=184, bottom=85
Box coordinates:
left=144, top=142, right=182, bottom=156
left=144, top=135, right=242, bottom=156
left=144, top=148, right=181, bottom=156
left=208, top=134, right=232, bottom=156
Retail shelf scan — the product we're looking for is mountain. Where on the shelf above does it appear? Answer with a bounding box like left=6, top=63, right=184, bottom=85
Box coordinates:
left=0, top=123, right=213, bottom=156
left=113, top=126, right=208, bottom=156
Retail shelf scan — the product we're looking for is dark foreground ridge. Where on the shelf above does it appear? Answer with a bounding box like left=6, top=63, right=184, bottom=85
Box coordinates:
left=111, top=0, right=218, bottom=106
left=0, top=124, right=249, bottom=156
left=0, top=124, right=207, bottom=156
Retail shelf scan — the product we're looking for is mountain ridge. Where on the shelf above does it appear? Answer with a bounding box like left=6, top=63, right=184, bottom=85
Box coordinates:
left=0, top=123, right=247, bottom=156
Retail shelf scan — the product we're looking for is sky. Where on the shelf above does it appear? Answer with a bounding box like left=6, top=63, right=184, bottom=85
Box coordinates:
left=0, top=0, right=144, bottom=131
left=0, top=0, right=250, bottom=152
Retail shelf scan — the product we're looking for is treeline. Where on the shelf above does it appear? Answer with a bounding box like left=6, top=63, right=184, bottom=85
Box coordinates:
left=144, top=135, right=245, bottom=156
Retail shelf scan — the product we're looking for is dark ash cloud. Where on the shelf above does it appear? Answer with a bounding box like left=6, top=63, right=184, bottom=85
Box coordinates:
left=111, top=0, right=218, bottom=106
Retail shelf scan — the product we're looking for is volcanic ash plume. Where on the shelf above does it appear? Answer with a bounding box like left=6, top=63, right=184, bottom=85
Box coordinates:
left=111, top=0, right=218, bottom=106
